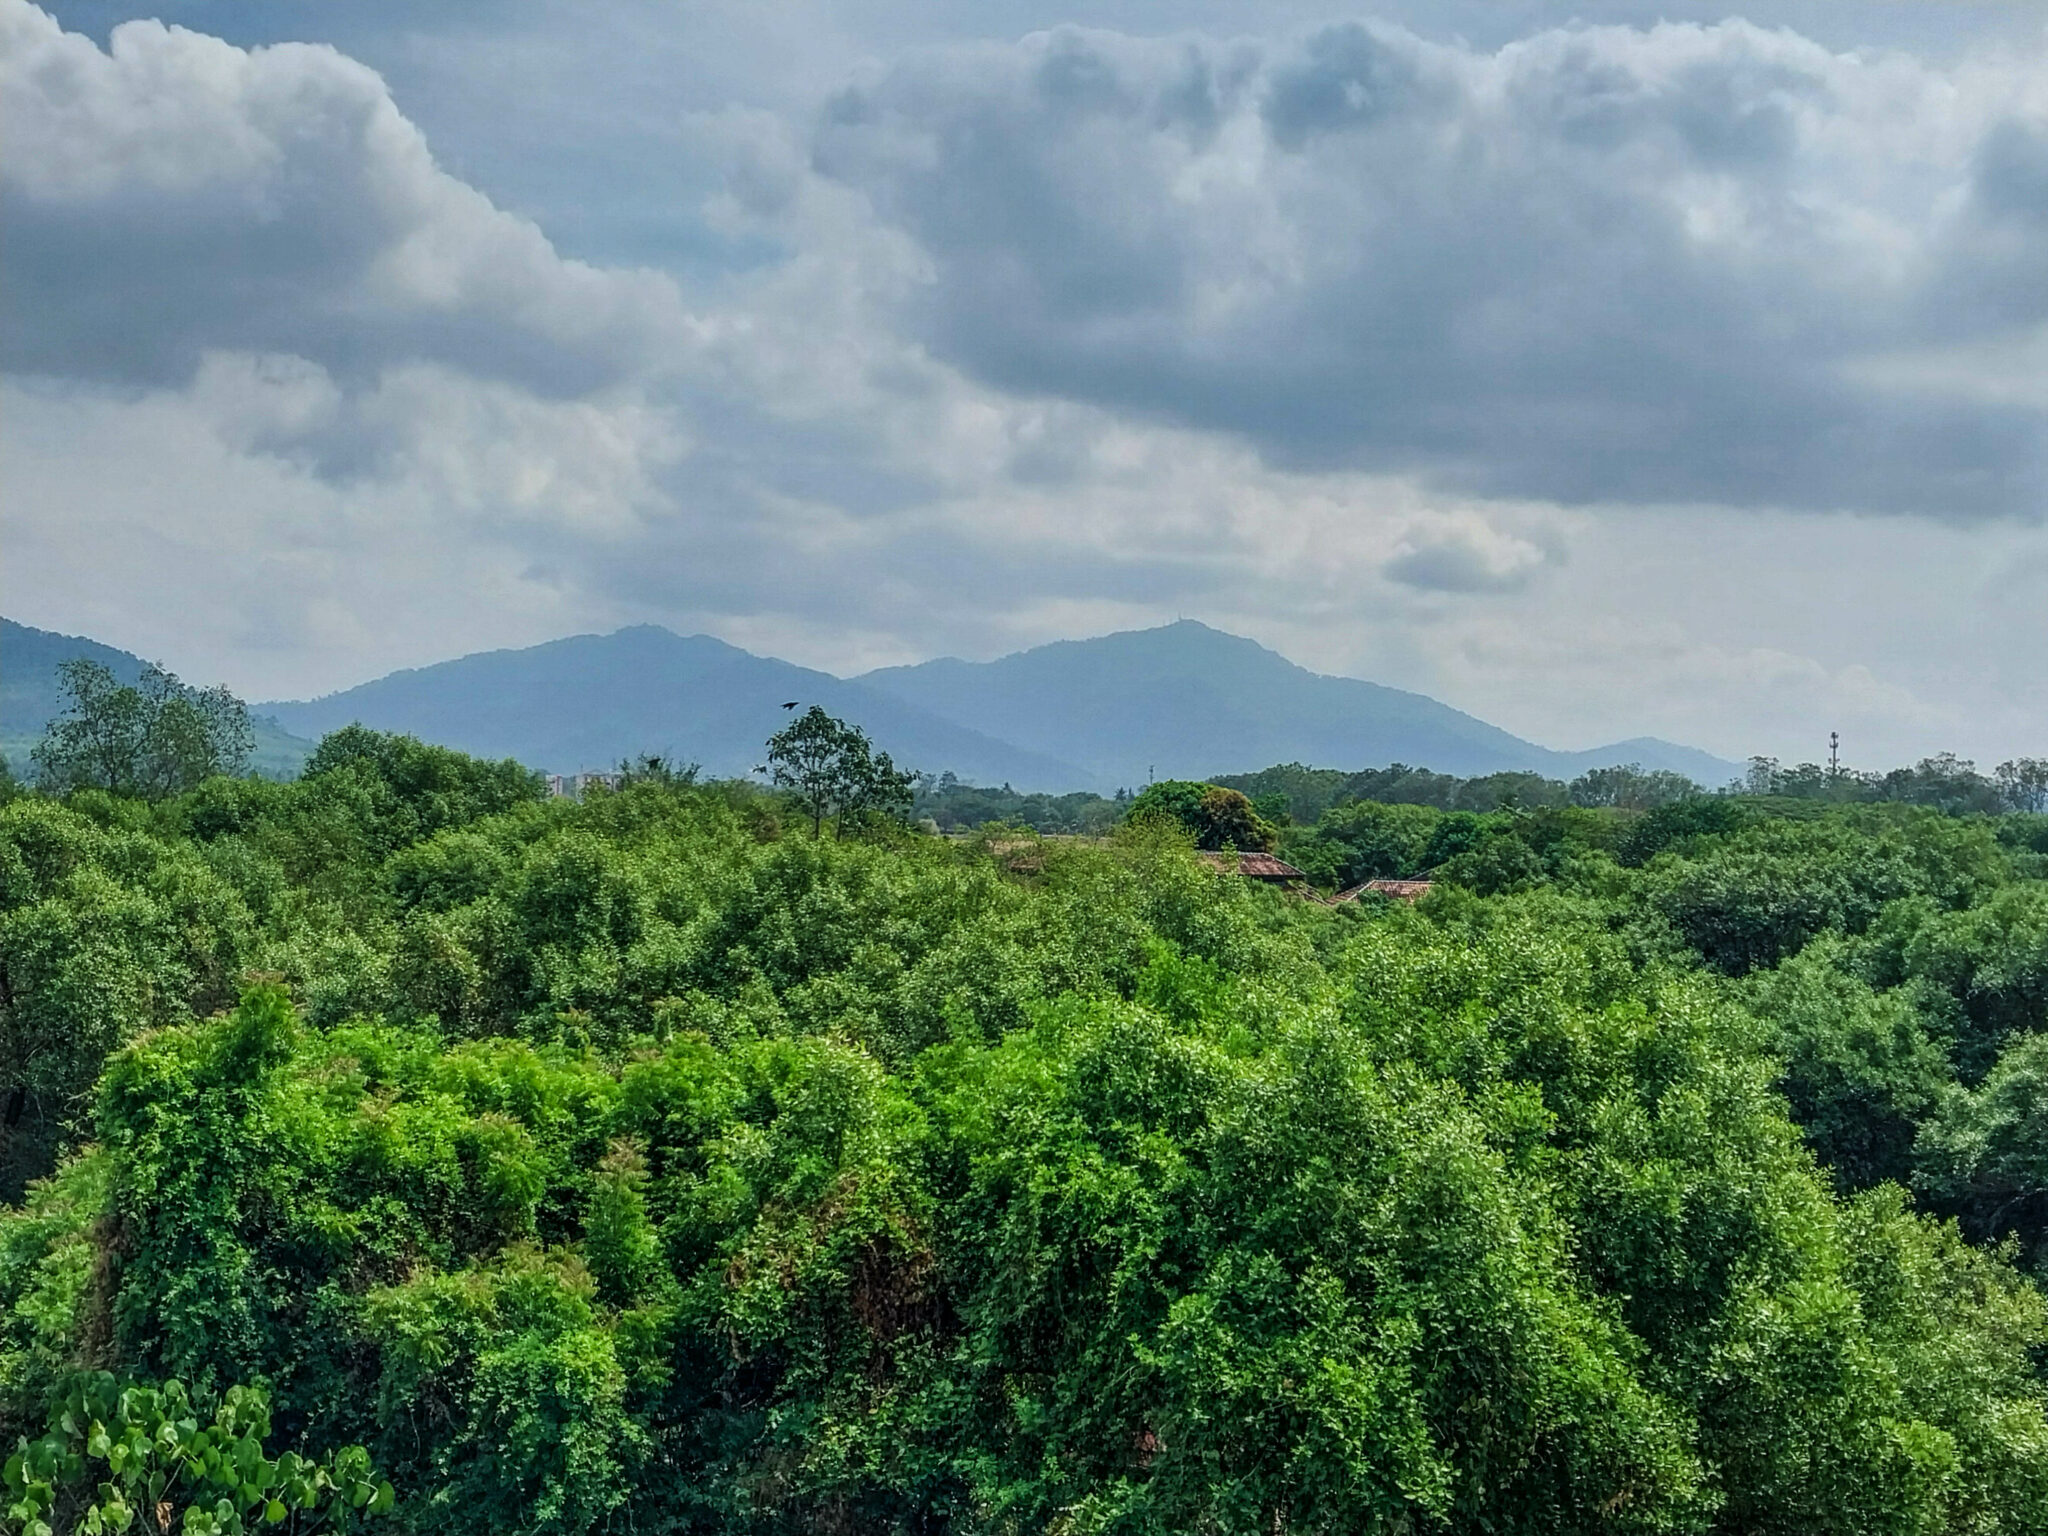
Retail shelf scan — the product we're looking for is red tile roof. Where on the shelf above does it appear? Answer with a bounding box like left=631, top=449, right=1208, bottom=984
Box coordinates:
left=1199, top=850, right=1307, bottom=881
left=1332, top=878, right=1434, bottom=902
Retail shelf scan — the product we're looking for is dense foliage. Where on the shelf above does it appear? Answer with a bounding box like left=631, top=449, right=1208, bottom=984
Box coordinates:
left=912, top=775, right=1126, bottom=836
left=1124, top=780, right=1276, bottom=851
left=7, top=733, right=2048, bottom=1531
left=31, top=662, right=252, bottom=802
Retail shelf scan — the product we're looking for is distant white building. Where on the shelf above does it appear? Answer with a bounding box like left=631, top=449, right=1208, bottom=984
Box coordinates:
left=547, top=771, right=623, bottom=799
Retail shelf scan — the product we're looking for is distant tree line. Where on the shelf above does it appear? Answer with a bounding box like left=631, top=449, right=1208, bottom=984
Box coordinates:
left=912, top=772, right=1130, bottom=835
left=1212, top=760, right=1705, bottom=823
left=1740, top=751, right=2048, bottom=814
left=913, top=754, right=2048, bottom=843
left=905, top=761, right=1705, bottom=840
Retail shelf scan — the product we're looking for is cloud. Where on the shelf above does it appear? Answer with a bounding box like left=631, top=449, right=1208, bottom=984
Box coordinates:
left=12, top=0, right=2048, bottom=772
left=809, top=19, right=2048, bottom=518
left=1383, top=518, right=1556, bottom=592
left=0, top=1, right=692, bottom=395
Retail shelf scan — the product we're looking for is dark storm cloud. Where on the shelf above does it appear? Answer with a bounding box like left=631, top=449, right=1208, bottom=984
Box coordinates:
left=810, top=20, right=2048, bottom=518
left=1926, top=119, right=2048, bottom=336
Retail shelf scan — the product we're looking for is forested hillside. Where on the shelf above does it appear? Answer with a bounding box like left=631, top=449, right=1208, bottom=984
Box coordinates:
left=6, top=729, right=2048, bottom=1533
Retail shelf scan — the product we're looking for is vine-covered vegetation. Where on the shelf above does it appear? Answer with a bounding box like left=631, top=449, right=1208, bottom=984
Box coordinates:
left=7, top=727, right=2048, bottom=1532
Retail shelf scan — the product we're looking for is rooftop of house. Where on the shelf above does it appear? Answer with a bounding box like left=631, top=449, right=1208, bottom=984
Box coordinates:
left=1332, top=878, right=1434, bottom=903
left=1198, top=849, right=1308, bottom=881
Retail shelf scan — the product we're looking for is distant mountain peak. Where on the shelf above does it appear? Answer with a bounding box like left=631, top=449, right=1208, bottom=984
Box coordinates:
left=894, top=618, right=1299, bottom=683
left=856, top=621, right=1739, bottom=788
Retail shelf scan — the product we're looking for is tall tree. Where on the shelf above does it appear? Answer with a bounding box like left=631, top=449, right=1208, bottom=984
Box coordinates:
left=1997, top=758, right=2048, bottom=813
left=765, top=706, right=914, bottom=837
left=31, top=658, right=253, bottom=799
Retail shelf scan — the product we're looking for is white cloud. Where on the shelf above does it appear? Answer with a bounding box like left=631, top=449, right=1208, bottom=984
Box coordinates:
left=0, top=1, right=693, bottom=391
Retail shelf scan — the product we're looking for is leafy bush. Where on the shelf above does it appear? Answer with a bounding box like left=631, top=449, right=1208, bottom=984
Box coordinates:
left=1124, top=782, right=1276, bottom=851
left=3, top=1374, right=390, bottom=1536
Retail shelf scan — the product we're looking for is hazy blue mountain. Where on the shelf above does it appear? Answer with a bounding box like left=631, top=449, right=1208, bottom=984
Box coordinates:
left=15, top=615, right=1739, bottom=793
left=261, top=625, right=1097, bottom=786
left=858, top=621, right=1741, bottom=788
left=1, top=618, right=314, bottom=778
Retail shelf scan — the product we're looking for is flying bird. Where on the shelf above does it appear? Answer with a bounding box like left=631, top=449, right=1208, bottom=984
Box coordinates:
left=781, top=701, right=800, bottom=709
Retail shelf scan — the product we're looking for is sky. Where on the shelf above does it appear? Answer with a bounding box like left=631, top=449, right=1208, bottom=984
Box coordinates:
left=7, top=0, right=2048, bottom=770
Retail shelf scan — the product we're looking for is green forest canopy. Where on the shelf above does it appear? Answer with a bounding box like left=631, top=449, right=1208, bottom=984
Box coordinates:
left=10, top=728, right=2048, bottom=1531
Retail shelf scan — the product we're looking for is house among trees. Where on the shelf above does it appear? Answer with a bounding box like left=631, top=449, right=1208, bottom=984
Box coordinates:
left=1332, top=878, right=1434, bottom=903
left=1198, top=849, right=1308, bottom=884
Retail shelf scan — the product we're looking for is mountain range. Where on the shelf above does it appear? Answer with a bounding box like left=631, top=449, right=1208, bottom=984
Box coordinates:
left=259, top=619, right=1735, bottom=790
left=2, top=616, right=1740, bottom=792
